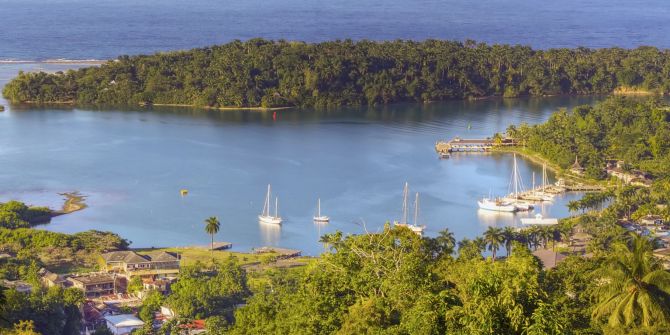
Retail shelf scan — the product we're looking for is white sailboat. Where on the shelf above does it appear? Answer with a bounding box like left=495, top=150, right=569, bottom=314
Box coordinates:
left=259, top=184, right=282, bottom=225
left=393, top=183, right=425, bottom=235
left=313, top=198, right=329, bottom=223
left=503, top=154, right=534, bottom=211
left=478, top=197, right=518, bottom=212
left=522, top=168, right=554, bottom=202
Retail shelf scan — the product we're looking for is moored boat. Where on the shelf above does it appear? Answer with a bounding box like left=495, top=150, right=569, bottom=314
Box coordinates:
left=313, top=198, right=330, bottom=223
left=393, top=183, right=425, bottom=235
left=259, top=184, right=282, bottom=225
left=478, top=197, right=518, bottom=212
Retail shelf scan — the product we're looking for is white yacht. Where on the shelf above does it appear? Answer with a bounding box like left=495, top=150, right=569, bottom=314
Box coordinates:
left=259, top=184, right=282, bottom=225
left=313, top=198, right=330, bottom=223
left=478, top=197, right=518, bottom=212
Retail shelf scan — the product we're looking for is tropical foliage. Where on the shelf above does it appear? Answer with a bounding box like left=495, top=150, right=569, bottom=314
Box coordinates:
left=508, top=97, right=670, bottom=179
left=4, top=40, right=670, bottom=108
left=0, top=201, right=51, bottom=229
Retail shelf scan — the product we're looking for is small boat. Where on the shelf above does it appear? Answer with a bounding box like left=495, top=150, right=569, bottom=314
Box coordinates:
left=313, top=198, right=329, bottom=223
left=180, top=189, right=188, bottom=196
left=393, top=183, right=425, bottom=235
left=520, top=213, right=558, bottom=225
left=259, top=184, right=282, bottom=225
left=478, top=197, right=518, bottom=212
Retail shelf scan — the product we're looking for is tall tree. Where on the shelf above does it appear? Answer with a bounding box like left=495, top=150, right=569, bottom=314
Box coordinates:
left=483, top=226, right=505, bottom=261
left=204, top=216, right=221, bottom=258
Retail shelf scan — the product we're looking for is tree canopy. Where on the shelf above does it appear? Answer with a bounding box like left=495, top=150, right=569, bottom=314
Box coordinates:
left=4, top=40, right=670, bottom=108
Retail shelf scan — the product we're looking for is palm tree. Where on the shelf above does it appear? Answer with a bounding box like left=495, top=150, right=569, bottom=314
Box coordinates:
left=526, top=226, right=542, bottom=250
left=436, top=228, right=456, bottom=256
left=204, top=216, right=221, bottom=258
left=558, top=224, right=572, bottom=246
left=592, top=234, right=670, bottom=328
left=567, top=200, right=580, bottom=214
left=502, top=226, right=517, bottom=256
left=483, top=226, right=504, bottom=261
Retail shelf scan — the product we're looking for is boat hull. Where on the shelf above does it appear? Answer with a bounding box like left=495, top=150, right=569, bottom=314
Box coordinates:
left=313, top=216, right=330, bottom=223
left=259, top=215, right=282, bottom=225
left=394, top=222, right=425, bottom=235
left=478, top=199, right=517, bottom=212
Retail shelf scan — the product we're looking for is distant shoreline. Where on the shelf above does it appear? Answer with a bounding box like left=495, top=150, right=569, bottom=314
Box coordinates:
left=0, top=59, right=107, bottom=65
left=148, top=103, right=293, bottom=111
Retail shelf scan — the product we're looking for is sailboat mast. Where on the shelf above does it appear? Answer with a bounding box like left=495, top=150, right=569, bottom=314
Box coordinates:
left=513, top=154, right=519, bottom=198
left=542, top=164, right=547, bottom=191
left=413, top=193, right=419, bottom=226
left=402, top=182, right=409, bottom=224
left=263, top=184, right=271, bottom=216
left=532, top=172, right=535, bottom=192
left=317, top=198, right=321, bottom=217
left=275, top=197, right=279, bottom=218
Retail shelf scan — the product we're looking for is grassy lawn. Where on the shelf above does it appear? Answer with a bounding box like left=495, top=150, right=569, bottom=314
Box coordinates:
left=133, top=247, right=313, bottom=268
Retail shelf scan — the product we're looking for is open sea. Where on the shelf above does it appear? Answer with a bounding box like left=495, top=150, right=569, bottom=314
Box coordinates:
left=1, top=0, right=669, bottom=61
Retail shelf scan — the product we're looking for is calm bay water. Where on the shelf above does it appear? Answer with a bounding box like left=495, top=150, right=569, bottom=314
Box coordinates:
left=2, top=0, right=654, bottom=254
left=1, top=0, right=669, bottom=60
left=0, top=63, right=599, bottom=255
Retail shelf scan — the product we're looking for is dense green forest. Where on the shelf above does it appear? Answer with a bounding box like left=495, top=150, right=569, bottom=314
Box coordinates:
left=3, top=39, right=670, bottom=108
left=0, top=201, right=52, bottom=229
left=506, top=97, right=670, bottom=179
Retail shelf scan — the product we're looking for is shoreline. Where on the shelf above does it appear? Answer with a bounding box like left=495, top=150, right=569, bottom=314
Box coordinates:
left=147, top=103, right=294, bottom=111
left=0, top=60, right=107, bottom=65
left=492, top=146, right=608, bottom=188
left=6, top=101, right=294, bottom=111
left=51, top=192, right=87, bottom=217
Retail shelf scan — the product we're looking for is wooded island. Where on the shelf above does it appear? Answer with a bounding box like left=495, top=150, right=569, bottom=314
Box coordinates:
left=3, top=39, right=669, bottom=108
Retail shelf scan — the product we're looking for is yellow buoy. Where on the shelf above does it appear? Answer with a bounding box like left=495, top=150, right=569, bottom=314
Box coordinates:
left=180, top=189, right=189, bottom=196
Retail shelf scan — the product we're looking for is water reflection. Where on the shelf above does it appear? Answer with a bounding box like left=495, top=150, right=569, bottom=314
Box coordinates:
left=477, top=209, right=515, bottom=227
left=258, top=222, right=281, bottom=246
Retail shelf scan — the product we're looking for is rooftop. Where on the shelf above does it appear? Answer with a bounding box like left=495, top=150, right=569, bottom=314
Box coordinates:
left=104, top=314, right=144, bottom=328
left=102, top=251, right=151, bottom=264
left=70, top=274, right=115, bottom=285
left=102, top=250, right=180, bottom=264
left=143, top=251, right=179, bottom=262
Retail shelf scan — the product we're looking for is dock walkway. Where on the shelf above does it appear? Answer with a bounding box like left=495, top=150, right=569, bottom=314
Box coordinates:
left=190, top=242, right=233, bottom=250
left=435, top=137, right=516, bottom=153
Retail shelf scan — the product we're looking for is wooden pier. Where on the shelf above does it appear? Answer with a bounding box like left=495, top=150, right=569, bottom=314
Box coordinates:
left=435, top=137, right=516, bottom=153
left=190, top=242, right=233, bottom=250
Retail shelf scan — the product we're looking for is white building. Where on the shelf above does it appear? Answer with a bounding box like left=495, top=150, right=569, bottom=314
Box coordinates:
left=104, top=314, right=144, bottom=335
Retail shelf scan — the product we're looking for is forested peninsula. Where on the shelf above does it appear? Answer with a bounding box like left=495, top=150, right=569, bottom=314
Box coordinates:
left=3, top=39, right=670, bottom=108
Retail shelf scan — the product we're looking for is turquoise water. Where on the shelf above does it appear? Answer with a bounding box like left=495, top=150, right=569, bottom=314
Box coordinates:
left=1, top=0, right=669, bottom=60
left=0, top=63, right=598, bottom=254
